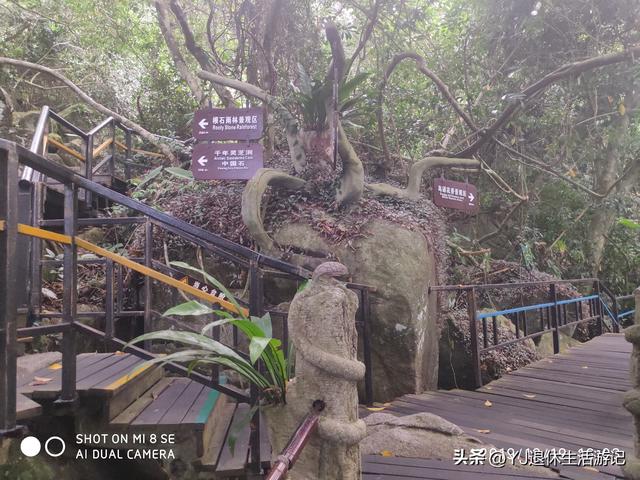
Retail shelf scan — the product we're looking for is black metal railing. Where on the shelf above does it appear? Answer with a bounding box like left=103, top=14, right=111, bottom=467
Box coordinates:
left=431, top=278, right=634, bottom=388
left=0, top=136, right=375, bottom=474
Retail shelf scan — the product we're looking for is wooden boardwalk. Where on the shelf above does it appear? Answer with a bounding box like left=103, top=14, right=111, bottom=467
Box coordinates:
left=363, top=333, right=632, bottom=479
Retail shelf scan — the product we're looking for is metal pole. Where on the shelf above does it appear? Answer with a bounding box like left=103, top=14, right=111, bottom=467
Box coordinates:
left=60, top=184, right=78, bottom=403
left=361, top=288, right=374, bottom=406
left=105, top=259, right=114, bottom=340
left=143, top=220, right=153, bottom=351
left=0, top=146, right=20, bottom=435
left=594, top=281, right=604, bottom=335
left=124, top=130, right=132, bottom=180
left=85, top=134, right=94, bottom=206
left=109, top=121, right=116, bottom=176
left=467, top=287, right=482, bottom=388
left=248, top=260, right=264, bottom=476
left=550, top=283, right=560, bottom=354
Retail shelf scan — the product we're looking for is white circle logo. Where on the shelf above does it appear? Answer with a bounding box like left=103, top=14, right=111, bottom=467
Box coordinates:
left=44, top=436, right=66, bottom=457
left=20, top=436, right=41, bottom=457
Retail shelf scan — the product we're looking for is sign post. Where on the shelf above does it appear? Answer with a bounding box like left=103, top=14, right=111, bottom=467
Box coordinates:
left=432, top=177, right=479, bottom=214
left=191, top=106, right=265, bottom=180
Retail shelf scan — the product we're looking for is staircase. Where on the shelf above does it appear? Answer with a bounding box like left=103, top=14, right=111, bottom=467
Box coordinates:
left=0, top=111, right=375, bottom=477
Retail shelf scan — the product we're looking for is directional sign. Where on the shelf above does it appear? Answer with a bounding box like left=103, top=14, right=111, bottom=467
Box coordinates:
left=433, top=177, right=479, bottom=213
left=191, top=142, right=263, bottom=180
left=175, top=274, right=229, bottom=303
left=193, top=107, right=264, bottom=141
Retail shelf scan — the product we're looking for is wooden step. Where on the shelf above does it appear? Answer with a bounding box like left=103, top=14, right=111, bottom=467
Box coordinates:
left=206, top=403, right=272, bottom=477
left=18, top=353, right=161, bottom=405
left=109, top=376, right=231, bottom=457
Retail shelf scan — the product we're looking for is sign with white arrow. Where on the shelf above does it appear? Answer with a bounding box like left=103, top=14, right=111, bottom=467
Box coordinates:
left=192, top=107, right=264, bottom=141
left=191, top=143, right=263, bottom=180
left=432, top=177, right=479, bottom=214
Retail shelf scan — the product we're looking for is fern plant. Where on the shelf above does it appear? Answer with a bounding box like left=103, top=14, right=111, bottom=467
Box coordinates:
left=127, top=262, right=289, bottom=405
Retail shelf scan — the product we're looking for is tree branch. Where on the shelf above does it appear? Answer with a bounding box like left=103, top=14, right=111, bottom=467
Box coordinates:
left=344, top=0, right=381, bottom=77
left=154, top=0, right=205, bottom=105
left=367, top=157, right=480, bottom=200
left=377, top=52, right=477, bottom=172
left=168, top=0, right=234, bottom=106
left=456, top=44, right=640, bottom=158
left=0, top=57, right=177, bottom=163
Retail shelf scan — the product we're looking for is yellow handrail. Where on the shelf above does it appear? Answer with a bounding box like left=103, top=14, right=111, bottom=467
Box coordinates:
left=16, top=223, right=247, bottom=316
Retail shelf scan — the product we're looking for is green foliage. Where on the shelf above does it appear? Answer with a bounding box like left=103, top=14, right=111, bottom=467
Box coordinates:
left=291, top=64, right=370, bottom=130
left=128, top=262, right=289, bottom=404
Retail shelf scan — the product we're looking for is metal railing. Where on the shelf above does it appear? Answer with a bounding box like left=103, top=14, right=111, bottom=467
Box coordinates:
left=0, top=137, right=375, bottom=475
left=265, top=400, right=325, bottom=480
left=432, top=279, right=634, bottom=388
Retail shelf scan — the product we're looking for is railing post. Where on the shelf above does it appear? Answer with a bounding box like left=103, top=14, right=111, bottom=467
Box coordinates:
left=85, top=134, right=94, bottom=206
left=105, top=259, right=114, bottom=340
left=109, top=121, right=116, bottom=176
left=612, top=292, right=621, bottom=333
left=549, top=283, right=560, bottom=354
left=124, top=130, right=132, bottom=180
left=248, top=260, right=264, bottom=477
left=594, top=280, right=604, bottom=335
left=361, top=288, right=374, bottom=406
left=467, top=287, right=482, bottom=388
left=0, top=146, right=20, bottom=435
left=28, top=183, right=44, bottom=322
left=143, top=220, right=153, bottom=351
left=59, top=184, right=78, bottom=403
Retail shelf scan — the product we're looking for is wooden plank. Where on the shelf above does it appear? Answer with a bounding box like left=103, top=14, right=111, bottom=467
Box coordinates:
left=110, top=377, right=173, bottom=427
left=413, top=391, right=629, bottom=434
left=106, top=366, right=165, bottom=420
left=132, top=378, right=190, bottom=426
left=16, top=393, right=42, bottom=420
left=401, top=392, right=628, bottom=436
left=21, top=353, right=124, bottom=399
left=199, top=402, right=237, bottom=469
left=158, top=380, right=204, bottom=425
left=76, top=354, right=142, bottom=392
left=215, top=403, right=251, bottom=475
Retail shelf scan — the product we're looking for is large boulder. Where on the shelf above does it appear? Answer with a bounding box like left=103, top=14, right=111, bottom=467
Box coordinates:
left=361, top=412, right=482, bottom=458
left=273, top=219, right=439, bottom=401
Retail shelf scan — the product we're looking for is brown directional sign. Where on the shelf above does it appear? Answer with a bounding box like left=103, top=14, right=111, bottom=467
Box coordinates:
left=176, top=274, right=229, bottom=303
left=191, top=142, right=263, bottom=180
left=193, top=107, right=264, bottom=141
left=433, top=177, right=479, bottom=213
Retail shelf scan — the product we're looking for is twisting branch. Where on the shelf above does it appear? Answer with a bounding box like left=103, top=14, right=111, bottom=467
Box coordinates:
left=477, top=200, right=526, bottom=244
left=168, top=0, right=234, bottom=106
left=377, top=52, right=477, bottom=172
left=456, top=44, right=640, bottom=158
left=344, top=0, right=382, bottom=77
left=367, top=157, right=480, bottom=200
left=154, top=0, right=205, bottom=105
left=0, top=57, right=177, bottom=163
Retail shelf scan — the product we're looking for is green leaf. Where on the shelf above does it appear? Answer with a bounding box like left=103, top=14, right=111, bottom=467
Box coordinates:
left=163, top=300, right=215, bottom=317
left=126, top=330, right=244, bottom=362
left=169, top=261, right=246, bottom=319
left=618, top=218, right=640, bottom=230
left=164, top=167, right=193, bottom=180
left=136, top=166, right=163, bottom=188
left=251, top=313, right=273, bottom=338
left=249, top=336, right=271, bottom=364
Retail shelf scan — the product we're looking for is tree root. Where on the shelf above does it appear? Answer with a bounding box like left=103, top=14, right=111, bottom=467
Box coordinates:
left=241, top=167, right=306, bottom=252
left=367, top=157, right=480, bottom=200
